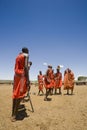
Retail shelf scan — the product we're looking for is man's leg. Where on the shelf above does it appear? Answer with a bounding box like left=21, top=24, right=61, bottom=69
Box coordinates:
left=12, top=99, right=16, bottom=116
left=59, top=88, right=62, bottom=94
left=42, top=90, right=44, bottom=95
left=54, top=88, right=57, bottom=94
left=38, top=90, right=40, bottom=95
left=44, top=89, right=50, bottom=101
left=71, top=88, right=73, bottom=95
left=11, top=99, right=17, bottom=121
left=11, top=98, right=21, bottom=121
left=67, top=89, right=69, bottom=95
left=51, top=88, right=53, bottom=95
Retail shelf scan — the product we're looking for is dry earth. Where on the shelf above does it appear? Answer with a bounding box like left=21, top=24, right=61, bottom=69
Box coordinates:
left=0, top=84, right=87, bottom=130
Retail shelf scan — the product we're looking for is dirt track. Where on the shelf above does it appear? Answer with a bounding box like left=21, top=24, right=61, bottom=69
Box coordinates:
left=0, top=84, right=87, bottom=130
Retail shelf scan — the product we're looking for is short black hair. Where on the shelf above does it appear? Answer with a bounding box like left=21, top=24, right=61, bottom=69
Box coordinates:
left=39, top=71, right=42, bottom=74
left=48, top=65, right=52, bottom=68
left=22, top=47, right=29, bottom=54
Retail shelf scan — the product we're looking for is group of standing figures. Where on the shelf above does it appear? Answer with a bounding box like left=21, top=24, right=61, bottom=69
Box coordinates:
left=37, top=65, right=75, bottom=101
left=11, top=47, right=75, bottom=122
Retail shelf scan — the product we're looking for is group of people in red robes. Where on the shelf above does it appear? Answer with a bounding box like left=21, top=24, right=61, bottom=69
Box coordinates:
left=37, top=65, right=75, bottom=101
left=63, top=68, right=75, bottom=95
left=11, top=46, right=75, bottom=122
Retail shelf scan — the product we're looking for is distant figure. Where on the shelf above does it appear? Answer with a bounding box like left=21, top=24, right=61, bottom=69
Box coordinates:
left=44, top=65, right=54, bottom=101
left=55, top=65, right=62, bottom=94
left=64, top=68, right=75, bottom=95
left=37, top=71, right=44, bottom=95
left=11, top=47, right=30, bottom=122
left=50, top=69, right=55, bottom=95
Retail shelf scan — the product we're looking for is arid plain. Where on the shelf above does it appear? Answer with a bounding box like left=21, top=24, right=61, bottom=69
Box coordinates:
left=0, top=84, right=87, bottom=130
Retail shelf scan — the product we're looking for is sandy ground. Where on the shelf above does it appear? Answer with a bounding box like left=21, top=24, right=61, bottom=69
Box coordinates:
left=0, top=84, right=87, bottom=130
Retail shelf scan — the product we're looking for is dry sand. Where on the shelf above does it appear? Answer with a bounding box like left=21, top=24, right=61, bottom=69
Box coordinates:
left=0, top=84, right=87, bottom=130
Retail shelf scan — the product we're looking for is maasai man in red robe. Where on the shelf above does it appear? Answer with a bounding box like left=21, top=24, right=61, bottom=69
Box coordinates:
left=11, top=47, right=30, bottom=121
left=50, top=69, right=55, bottom=95
left=63, top=68, right=74, bottom=95
left=55, top=65, right=62, bottom=94
left=37, top=71, right=44, bottom=95
left=44, top=65, right=54, bottom=101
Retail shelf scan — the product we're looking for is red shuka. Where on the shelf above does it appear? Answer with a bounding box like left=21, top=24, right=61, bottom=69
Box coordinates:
left=55, top=72, right=62, bottom=88
left=12, top=53, right=28, bottom=99
left=38, top=75, right=44, bottom=91
left=44, top=69, right=55, bottom=89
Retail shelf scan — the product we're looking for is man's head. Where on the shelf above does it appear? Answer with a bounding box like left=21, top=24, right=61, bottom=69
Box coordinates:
left=22, top=47, right=29, bottom=54
left=67, top=68, right=71, bottom=73
left=39, top=71, right=42, bottom=75
left=57, top=65, right=60, bottom=70
left=48, top=65, right=52, bottom=69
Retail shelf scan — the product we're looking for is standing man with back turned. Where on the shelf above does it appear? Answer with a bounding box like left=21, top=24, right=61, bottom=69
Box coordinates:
left=44, top=65, right=53, bottom=101
left=37, top=71, right=44, bottom=95
left=55, top=65, right=62, bottom=94
left=11, top=47, right=30, bottom=122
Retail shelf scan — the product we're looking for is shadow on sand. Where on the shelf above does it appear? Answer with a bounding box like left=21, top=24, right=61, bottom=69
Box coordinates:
left=63, top=93, right=75, bottom=96
left=44, top=97, right=52, bottom=101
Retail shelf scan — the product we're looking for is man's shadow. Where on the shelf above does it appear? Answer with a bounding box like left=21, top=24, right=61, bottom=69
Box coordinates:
left=63, top=93, right=75, bottom=96
left=44, top=97, right=52, bottom=101
left=16, top=104, right=29, bottom=121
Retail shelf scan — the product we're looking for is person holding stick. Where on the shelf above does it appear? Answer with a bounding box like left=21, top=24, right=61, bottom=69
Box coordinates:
left=11, top=47, right=30, bottom=122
